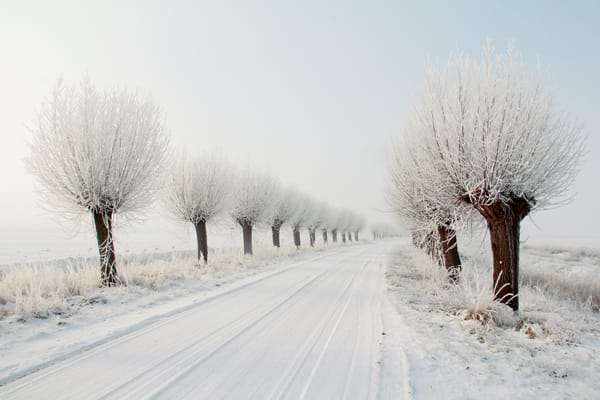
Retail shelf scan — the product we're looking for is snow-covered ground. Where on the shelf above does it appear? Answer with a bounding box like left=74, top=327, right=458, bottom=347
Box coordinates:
left=386, top=238, right=600, bottom=399
left=1, top=238, right=598, bottom=399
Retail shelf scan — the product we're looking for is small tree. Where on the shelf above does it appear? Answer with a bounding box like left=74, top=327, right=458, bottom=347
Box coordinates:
left=351, top=215, right=366, bottom=242
left=306, top=201, right=328, bottom=247
left=409, top=43, right=584, bottom=310
left=267, top=185, right=297, bottom=248
left=289, top=192, right=315, bottom=249
left=164, top=152, right=230, bottom=264
left=29, top=79, right=169, bottom=286
left=230, top=168, right=278, bottom=255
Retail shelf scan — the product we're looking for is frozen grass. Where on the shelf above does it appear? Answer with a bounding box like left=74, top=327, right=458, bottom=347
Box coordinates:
left=386, top=240, right=600, bottom=398
left=0, top=242, right=331, bottom=320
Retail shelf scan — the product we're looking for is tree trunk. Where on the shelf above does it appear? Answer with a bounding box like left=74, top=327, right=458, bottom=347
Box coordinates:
left=354, top=232, right=359, bottom=241
left=93, top=210, right=119, bottom=286
left=437, top=225, right=461, bottom=283
left=194, top=220, right=208, bottom=264
left=322, top=229, right=328, bottom=244
left=293, top=227, right=301, bottom=248
left=348, top=233, right=353, bottom=242
left=309, top=228, right=316, bottom=247
left=342, top=232, right=346, bottom=243
left=332, top=230, right=338, bottom=243
left=476, top=198, right=531, bottom=311
left=271, top=222, right=282, bottom=248
left=239, top=221, right=253, bottom=255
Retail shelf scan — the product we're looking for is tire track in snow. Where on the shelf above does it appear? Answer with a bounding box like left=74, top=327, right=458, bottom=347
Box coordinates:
left=149, top=246, right=375, bottom=399
left=269, top=249, right=378, bottom=400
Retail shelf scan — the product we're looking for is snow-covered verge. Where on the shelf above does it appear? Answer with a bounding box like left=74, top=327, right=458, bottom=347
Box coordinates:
left=385, top=239, right=600, bottom=399
left=0, top=241, right=352, bottom=384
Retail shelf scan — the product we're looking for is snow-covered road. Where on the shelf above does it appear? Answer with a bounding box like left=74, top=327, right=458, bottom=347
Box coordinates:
left=0, top=242, right=408, bottom=399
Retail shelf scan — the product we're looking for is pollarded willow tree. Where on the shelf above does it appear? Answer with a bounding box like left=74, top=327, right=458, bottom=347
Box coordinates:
left=267, top=185, right=297, bottom=248
left=408, top=43, right=584, bottom=310
left=28, top=78, right=169, bottom=286
left=306, top=201, right=329, bottom=247
left=351, top=215, right=367, bottom=242
left=164, top=152, right=230, bottom=264
left=387, top=137, right=466, bottom=282
left=230, top=168, right=279, bottom=255
left=288, top=193, right=316, bottom=249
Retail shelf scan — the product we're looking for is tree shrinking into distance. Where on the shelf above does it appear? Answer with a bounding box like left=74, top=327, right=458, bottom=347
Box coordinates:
left=306, top=201, right=329, bottom=247
left=403, top=43, right=584, bottom=310
left=165, top=152, right=230, bottom=264
left=29, top=79, right=169, bottom=286
left=230, top=168, right=279, bottom=255
left=387, top=137, right=465, bottom=282
left=267, top=184, right=298, bottom=248
left=288, top=193, right=316, bottom=249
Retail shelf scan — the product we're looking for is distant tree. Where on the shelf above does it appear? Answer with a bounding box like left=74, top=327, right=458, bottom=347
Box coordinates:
left=165, top=152, right=230, bottom=264
left=330, top=209, right=346, bottom=243
left=28, top=78, right=169, bottom=286
left=267, top=185, right=297, bottom=248
left=306, top=201, right=329, bottom=247
left=337, top=210, right=353, bottom=244
left=289, top=193, right=316, bottom=249
left=406, top=43, right=584, bottom=310
left=317, top=204, right=334, bottom=244
left=351, top=215, right=367, bottom=242
left=230, top=168, right=278, bottom=255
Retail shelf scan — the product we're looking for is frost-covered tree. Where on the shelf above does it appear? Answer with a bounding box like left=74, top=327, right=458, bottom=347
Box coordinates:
left=329, top=209, right=345, bottom=243
left=267, top=185, right=297, bottom=248
left=306, top=201, right=329, bottom=247
left=335, top=210, right=353, bottom=244
left=317, top=204, right=334, bottom=244
left=165, top=152, right=230, bottom=264
left=28, top=78, right=169, bottom=286
left=407, top=43, right=584, bottom=310
left=351, top=215, right=367, bottom=242
left=289, top=193, right=316, bottom=249
left=387, top=137, right=465, bottom=282
left=230, top=168, right=278, bottom=255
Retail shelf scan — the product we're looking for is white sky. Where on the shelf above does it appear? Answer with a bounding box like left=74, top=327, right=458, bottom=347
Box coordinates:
left=1, top=1, right=599, bottom=262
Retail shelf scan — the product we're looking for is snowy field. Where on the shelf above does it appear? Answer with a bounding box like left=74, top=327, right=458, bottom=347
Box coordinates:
left=0, top=238, right=598, bottom=399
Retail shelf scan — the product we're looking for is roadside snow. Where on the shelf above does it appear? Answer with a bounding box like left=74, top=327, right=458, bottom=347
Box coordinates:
left=385, top=239, right=600, bottom=399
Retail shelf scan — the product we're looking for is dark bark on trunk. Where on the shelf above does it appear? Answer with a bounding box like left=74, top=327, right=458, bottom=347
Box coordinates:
left=437, top=225, right=461, bottom=283
left=271, top=222, right=282, bottom=248
left=309, top=228, right=316, bottom=247
left=354, top=232, right=359, bottom=241
left=239, top=220, right=253, bottom=255
left=194, top=220, right=208, bottom=264
left=348, top=233, right=353, bottom=242
left=475, top=197, right=531, bottom=311
left=93, top=210, right=119, bottom=287
left=293, top=227, right=301, bottom=248
left=322, top=229, right=328, bottom=244
left=332, top=230, right=338, bottom=243
left=342, top=232, right=346, bottom=243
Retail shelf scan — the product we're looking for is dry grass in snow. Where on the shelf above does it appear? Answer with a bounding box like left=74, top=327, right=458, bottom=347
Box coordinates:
left=0, top=242, right=329, bottom=320
left=385, top=239, right=600, bottom=399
